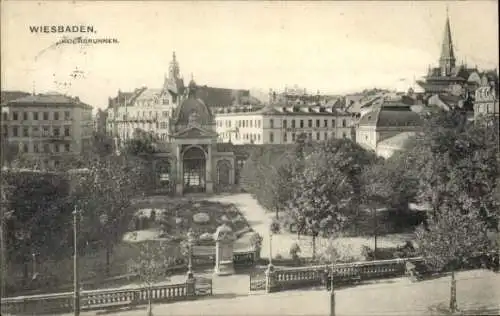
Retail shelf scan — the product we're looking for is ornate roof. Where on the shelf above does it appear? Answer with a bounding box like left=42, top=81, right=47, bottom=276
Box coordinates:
left=358, top=104, right=423, bottom=128
left=172, top=83, right=214, bottom=127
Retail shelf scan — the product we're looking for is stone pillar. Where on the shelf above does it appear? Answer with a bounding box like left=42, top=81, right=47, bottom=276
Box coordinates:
left=205, top=145, right=213, bottom=194
left=265, top=264, right=275, bottom=293
left=213, top=224, right=235, bottom=276
left=186, top=275, right=196, bottom=296
left=175, top=145, right=183, bottom=195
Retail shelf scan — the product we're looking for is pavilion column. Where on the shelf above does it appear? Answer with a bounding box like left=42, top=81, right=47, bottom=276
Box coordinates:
left=175, top=145, right=183, bottom=195
left=205, top=145, right=213, bottom=194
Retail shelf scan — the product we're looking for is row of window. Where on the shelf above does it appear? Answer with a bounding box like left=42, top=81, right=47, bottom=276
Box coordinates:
left=114, top=110, right=170, bottom=121
left=282, top=118, right=347, bottom=129
left=219, top=131, right=348, bottom=144
left=5, top=111, right=72, bottom=122
left=19, top=142, right=72, bottom=154
left=9, top=125, right=72, bottom=138
left=113, top=121, right=169, bottom=129
left=216, top=118, right=349, bottom=129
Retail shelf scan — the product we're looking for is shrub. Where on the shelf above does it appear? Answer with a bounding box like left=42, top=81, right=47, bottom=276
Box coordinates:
left=361, top=245, right=374, bottom=261
left=270, top=219, right=281, bottom=234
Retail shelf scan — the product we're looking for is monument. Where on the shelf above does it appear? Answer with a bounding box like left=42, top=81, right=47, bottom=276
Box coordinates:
left=213, top=224, right=236, bottom=276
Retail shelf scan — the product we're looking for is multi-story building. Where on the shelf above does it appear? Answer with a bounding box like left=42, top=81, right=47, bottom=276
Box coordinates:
left=213, top=103, right=356, bottom=145
left=1, top=93, right=93, bottom=169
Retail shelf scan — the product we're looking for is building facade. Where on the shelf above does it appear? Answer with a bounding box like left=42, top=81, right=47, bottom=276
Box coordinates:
left=213, top=105, right=356, bottom=145
left=1, top=93, right=93, bottom=169
left=474, top=73, right=499, bottom=120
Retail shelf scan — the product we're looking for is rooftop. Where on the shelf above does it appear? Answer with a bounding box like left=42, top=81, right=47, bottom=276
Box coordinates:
left=6, top=93, right=92, bottom=109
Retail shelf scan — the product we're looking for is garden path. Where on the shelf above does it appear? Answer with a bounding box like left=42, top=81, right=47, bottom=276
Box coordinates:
left=205, top=194, right=413, bottom=260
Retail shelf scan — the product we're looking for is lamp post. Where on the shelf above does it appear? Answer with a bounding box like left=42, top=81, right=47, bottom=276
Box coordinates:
left=73, top=207, right=81, bottom=316
left=186, top=229, right=194, bottom=279
left=32, top=252, right=37, bottom=277
left=269, top=231, right=273, bottom=266
left=99, top=214, right=109, bottom=276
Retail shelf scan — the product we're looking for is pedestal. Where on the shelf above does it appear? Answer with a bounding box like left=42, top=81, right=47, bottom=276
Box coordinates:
left=213, top=260, right=235, bottom=276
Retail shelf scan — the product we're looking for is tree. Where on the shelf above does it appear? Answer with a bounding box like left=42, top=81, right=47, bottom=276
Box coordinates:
left=123, top=137, right=156, bottom=156
left=128, top=240, right=174, bottom=316
left=70, top=155, right=145, bottom=275
left=4, top=171, right=71, bottom=284
left=415, top=206, right=490, bottom=313
left=360, top=162, right=394, bottom=259
left=288, top=150, right=352, bottom=259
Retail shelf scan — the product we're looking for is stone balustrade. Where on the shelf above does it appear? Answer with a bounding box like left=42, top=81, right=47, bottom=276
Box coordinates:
left=1, top=280, right=210, bottom=315
left=266, top=257, right=424, bottom=292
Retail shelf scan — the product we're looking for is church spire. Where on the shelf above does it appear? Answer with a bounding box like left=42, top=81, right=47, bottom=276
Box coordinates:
left=439, top=7, right=456, bottom=76
left=169, top=51, right=180, bottom=79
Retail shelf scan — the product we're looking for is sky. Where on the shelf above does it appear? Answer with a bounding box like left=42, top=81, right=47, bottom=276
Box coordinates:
left=1, top=1, right=498, bottom=111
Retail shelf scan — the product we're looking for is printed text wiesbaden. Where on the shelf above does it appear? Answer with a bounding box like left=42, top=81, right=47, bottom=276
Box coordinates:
left=29, top=25, right=96, bottom=33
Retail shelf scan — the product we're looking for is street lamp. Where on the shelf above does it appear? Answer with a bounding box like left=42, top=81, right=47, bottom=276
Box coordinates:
left=73, top=206, right=81, bottom=316
left=99, top=214, right=109, bottom=276
left=186, top=229, right=195, bottom=279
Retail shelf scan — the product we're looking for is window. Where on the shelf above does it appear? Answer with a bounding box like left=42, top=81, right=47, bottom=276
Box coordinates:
left=43, top=143, right=50, bottom=153
left=23, top=143, right=29, bottom=153
left=32, top=127, right=39, bottom=136
left=269, top=132, right=274, bottom=143
left=2, top=113, right=7, bottom=121
left=12, top=126, right=18, bottom=137
left=53, top=127, right=60, bottom=137
left=257, top=134, right=261, bottom=141
left=324, top=132, right=328, bottom=140
left=308, top=132, right=312, bottom=140
left=342, top=119, right=347, bottom=127
left=292, top=133, right=296, bottom=142
left=33, top=112, right=39, bottom=120
left=23, top=127, right=29, bottom=137
left=284, top=133, right=288, bottom=142
left=300, top=120, right=304, bottom=128
left=13, top=112, right=18, bottom=120
left=324, top=119, right=328, bottom=128
left=54, top=112, right=59, bottom=120
left=65, top=143, right=71, bottom=152
left=43, top=126, right=50, bottom=136
left=33, top=143, right=39, bottom=153
left=270, top=119, right=274, bottom=129
left=283, top=119, right=288, bottom=129
left=23, top=112, right=28, bottom=121
left=54, top=144, right=60, bottom=152
left=54, top=160, right=60, bottom=168
left=64, top=111, right=71, bottom=120
left=308, top=119, right=312, bottom=128
left=43, top=112, right=49, bottom=120
left=332, top=119, right=336, bottom=127
left=316, top=132, right=320, bottom=140
left=342, top=132, right=347, bottom=138
left=316, top=119, right=320, bottom=128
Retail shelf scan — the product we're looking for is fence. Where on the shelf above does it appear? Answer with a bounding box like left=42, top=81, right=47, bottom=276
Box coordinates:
left=1, top=278, right=212, bottom=315
left=256, top=257, right=424, bottom=293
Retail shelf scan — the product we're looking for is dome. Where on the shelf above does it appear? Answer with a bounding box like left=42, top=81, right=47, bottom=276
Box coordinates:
left=173, top=97, right=213, bottom=126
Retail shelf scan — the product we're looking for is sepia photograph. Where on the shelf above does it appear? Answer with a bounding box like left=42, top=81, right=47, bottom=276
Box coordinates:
left=0, top=1, right=499, bottom=315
